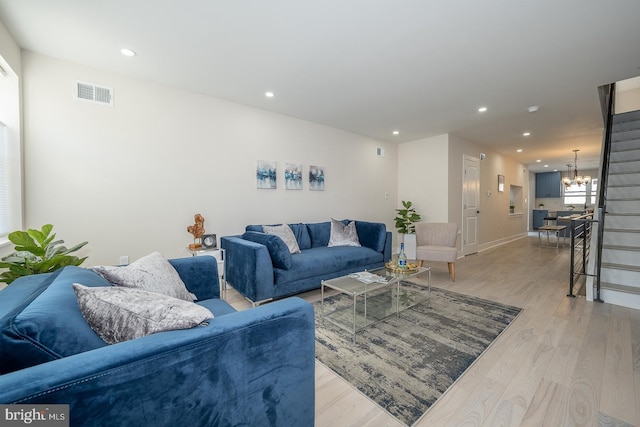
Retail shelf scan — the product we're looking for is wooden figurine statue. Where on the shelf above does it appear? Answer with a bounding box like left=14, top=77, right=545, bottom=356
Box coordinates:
left=187, top=214, right=205, bottom=249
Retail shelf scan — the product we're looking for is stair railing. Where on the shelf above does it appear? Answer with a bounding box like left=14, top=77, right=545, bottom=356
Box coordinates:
left=569, top=83, right=614, bottom=300
left=568, top=213, right=595, bottom=296
left=592, top=83, right=616, bottom=302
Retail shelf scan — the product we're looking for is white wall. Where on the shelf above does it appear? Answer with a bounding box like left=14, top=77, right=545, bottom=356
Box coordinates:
left=397, top=134, right=449, bottom=223
left=397, top=133, right=529, bottom=254
left=616, top=85, right=640, bottom=114
left=0, top=20, right=21, bottom=74
left=21, top=52, right=398, bottom=266
left=448, top=134, right=528, bottom=251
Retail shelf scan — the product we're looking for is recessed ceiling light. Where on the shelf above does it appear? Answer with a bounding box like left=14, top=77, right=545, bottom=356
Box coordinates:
left=265, top=91, right=275, bottom=98
left=536, top=159, right=541, bottom=163
left=120, top=48, right=136, bottom=57
left=528, top=106, right=539, bottom=113
left=523, top=132, right=531, bottom=137
left=478, top=106, right=488, bottom=113
left=516, top=149, right=523, bottom=153
left=392, top=130, right=399, bottom=135
left=544, top=164, right=549, bottom=168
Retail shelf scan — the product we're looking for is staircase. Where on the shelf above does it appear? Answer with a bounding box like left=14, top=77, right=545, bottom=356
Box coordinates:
left=599, top=109, right=640, bottom=306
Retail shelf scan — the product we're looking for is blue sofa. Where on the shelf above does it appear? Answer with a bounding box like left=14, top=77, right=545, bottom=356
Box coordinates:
left=221, top=220, right=392, bottom=305
left=0, top=256, right=315, bottom=427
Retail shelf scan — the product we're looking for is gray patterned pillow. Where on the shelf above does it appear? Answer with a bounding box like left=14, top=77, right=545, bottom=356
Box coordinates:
left=93, top=252, right=195, bottom=302
left=263, top=224, right=302, bottom=254
left=72, top=284, right=213, bottom=344
left=328, top=219, right=361, bottom=247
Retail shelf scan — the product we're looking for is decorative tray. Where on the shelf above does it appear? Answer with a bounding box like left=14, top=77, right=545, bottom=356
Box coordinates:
left=385, top=261, right=419, bottom=272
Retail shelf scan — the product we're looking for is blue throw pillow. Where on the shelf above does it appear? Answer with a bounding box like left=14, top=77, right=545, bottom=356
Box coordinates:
left=354, top=221, right=387, bottom=252
left=246, top=223, right=311, bottom=250
left=0, top=266, right=111, bottom=374
left=307, top=221, right=331, bottom=247
left=242, top=231, right=293, bottom=270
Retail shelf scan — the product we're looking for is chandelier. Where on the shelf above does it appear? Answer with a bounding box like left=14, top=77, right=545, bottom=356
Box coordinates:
left=562, top=149, right=591, bottom=188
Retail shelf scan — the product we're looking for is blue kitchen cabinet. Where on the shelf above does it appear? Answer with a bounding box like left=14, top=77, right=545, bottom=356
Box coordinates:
left=536, top=172, right=561, bottom=198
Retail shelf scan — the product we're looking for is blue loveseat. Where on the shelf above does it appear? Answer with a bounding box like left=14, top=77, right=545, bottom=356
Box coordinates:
left=0, top=256, right=315, bottom=426
left=221, top=220, right=392, bottom=305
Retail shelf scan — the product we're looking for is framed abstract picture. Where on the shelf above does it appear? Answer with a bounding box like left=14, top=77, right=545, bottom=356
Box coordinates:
left=285, top=163, right=303, bottom=190
left=256, top=160, right=277, bottom=189
left=309, top=165, right=325, bottom=191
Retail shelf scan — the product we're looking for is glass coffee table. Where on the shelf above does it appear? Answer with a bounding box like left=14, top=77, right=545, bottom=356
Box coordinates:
left=321, top=266, right=430, bottom=341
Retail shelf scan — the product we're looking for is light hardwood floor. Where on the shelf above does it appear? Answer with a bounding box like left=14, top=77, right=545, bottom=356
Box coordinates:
left=224, top=236, right=640, bottom=427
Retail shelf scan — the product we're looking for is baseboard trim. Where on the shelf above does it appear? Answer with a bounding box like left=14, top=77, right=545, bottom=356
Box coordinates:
left=478, top=233, right=528, bottom=254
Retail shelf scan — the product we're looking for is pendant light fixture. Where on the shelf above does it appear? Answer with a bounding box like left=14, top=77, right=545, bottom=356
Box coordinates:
left=562, top=149, right=591, bottom=188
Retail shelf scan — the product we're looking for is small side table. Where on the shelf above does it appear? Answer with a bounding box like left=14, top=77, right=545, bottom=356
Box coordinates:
left=187, top=247, right=226, bottom=297
left=537, top=225, right=567, bottom=248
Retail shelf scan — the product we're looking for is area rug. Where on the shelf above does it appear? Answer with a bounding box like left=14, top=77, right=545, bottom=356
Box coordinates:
left=315, top=282, right=522, bottom=426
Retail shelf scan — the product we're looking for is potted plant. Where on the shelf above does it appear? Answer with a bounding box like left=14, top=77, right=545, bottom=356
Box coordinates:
left=0, top=224, right=88, bottom=285
left=510, top=204, right=515, bottom=214
left=394, top=200, right=421, bottom=259
left=538, top=203, right=544, bottom=209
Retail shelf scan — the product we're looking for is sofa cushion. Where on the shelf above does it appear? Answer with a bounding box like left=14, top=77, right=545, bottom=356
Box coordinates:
left=73, top=284, right=214, bottom=344
left=242, top=231, right=292, bottom=269
left=263, top=224, right=301, bottom=254
left=93, top=252, right=195, bottom=302
left=197, top=298, right=237, bottom=317
left=328, top=219, right=361, bottom=247
left=273, top=246, right=384, bottom=285
left=354, top=220, right=387, bottom=252
left=307, top=221, right=331, bottom=247
left=0, top=266, right=111, bottom=374
left=288, top=223, right=312, bottom=250
left=247, top=223, right=311, bottom=250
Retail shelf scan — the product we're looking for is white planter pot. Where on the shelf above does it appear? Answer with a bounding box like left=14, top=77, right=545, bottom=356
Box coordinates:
left=402, top=233, right=417, bottom=260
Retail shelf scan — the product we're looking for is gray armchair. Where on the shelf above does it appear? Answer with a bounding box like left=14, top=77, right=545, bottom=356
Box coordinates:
left=415, top=222, right=458, bottom=281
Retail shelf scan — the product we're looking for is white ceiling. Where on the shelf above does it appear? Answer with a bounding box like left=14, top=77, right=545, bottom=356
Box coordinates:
left=1, top=0, right=640, bottom=172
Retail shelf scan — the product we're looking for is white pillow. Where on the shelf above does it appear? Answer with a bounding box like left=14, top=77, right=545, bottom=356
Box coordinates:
left=93, top=252, right=195, bottom=302
left=263, top=224, right=302, bottom=254
left=73, top=284, right=213, bottom=344
left=328, top=219, right=361, bottom=247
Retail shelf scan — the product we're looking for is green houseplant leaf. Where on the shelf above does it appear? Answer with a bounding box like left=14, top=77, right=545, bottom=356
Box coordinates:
left=0, top=224, right=88, bottom=285
left=394, top=200, right=422, bottom=235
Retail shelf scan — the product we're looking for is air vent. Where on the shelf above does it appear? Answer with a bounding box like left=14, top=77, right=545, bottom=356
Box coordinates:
left=74, top=80, right=113, bottom=106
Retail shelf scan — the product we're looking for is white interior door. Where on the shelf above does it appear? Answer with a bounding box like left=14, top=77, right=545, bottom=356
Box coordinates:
left=463, top=155, right=480, bottom=255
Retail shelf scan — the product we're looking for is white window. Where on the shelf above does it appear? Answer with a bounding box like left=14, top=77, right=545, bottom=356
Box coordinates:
left=563, top=179, right=597, bottom=207
left=563, top=182, right=586, bottom=206
left=590, top=178, right=598, bottom=205
left=0, top=55, right=23, bottom=243
left=0, top=121, right=8, bottom=237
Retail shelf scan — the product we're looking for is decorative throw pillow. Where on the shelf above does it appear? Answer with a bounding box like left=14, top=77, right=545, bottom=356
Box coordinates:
left=263, top=224, right=302, bottom=254
left=72, top=284, right=213, bottom=345
left=242, top=231, right=292, bottom=270
left=328, top=219, right=361, bottom=247
left=93, top=252, right=195, bottom=302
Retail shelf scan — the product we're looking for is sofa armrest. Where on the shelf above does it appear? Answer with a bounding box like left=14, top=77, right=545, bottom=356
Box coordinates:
left=0, top=298, right=315, bottom=427
left=221, top=236, right=275, bottom=302
left=384, top=231, right=392, bottom=262
left=169, top=256, right=219, bottom=300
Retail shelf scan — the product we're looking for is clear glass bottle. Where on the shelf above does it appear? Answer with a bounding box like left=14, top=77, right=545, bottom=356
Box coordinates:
left=397, top=242, right=408, bottom=269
